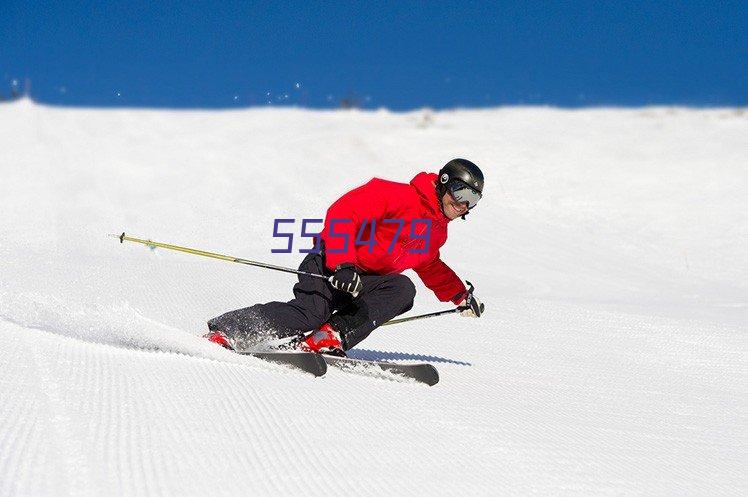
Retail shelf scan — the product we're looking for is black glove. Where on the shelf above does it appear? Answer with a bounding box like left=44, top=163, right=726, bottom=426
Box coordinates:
left=328, top=263, right=363, bottom=297
left=456, top=281, right=484, bottom=318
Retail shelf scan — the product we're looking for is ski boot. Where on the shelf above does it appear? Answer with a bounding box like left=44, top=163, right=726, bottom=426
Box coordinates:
left=298, top=323, right=346, bottom=357
left=203, top=330, right=234, bottom=351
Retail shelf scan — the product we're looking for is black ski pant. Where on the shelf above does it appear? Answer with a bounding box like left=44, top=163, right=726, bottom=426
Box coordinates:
left=207, top=251, right=416, bottom=350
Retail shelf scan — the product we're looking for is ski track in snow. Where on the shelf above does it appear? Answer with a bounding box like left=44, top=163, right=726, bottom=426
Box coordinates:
left=0, top=100, right=745, bottom=496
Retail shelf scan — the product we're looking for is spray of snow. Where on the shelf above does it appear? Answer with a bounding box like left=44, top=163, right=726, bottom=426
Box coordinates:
left=0, top=290, right=244, bottom=363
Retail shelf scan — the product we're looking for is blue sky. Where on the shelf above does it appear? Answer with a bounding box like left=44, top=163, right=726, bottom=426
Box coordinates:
left=2, top=1, right=746, bottom=109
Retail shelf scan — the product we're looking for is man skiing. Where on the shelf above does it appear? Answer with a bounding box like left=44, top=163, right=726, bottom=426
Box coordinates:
left=205, top=158, right=485, bottom=355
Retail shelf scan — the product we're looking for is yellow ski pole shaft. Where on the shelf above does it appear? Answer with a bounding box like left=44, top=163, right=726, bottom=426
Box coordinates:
left=110, top=232, right=328, bottom=280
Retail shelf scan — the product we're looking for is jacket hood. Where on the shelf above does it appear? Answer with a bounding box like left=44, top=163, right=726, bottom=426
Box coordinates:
left=410, top=172, right=447, bottom=221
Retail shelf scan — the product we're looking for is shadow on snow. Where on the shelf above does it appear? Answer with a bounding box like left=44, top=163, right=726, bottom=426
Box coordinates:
left=348, top=348, right=472, bottom=366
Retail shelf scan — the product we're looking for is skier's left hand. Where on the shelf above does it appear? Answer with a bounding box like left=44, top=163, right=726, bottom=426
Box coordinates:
left=328, top=263, right=363, bottom=297
left=457, top=285, right=484, bottom=318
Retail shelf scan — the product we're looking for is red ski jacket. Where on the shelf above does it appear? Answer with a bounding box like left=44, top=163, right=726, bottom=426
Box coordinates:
left=320, top=172, right=467, bottom=304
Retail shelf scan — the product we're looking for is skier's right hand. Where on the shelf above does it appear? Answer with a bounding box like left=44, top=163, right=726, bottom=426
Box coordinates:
left=328, top=263, right=363, bottom=297
left=456, top=281, right=484, bottom=318
left=457, top=292, right=484, bottom=318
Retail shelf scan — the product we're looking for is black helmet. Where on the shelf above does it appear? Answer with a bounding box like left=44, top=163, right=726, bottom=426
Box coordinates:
left=436, top=158, right=484, bottom=213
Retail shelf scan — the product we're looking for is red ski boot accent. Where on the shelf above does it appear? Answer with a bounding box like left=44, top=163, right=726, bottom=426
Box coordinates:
left=300, top=323, right=345, bottom=356
left=204, top=330, right=234, bottom=350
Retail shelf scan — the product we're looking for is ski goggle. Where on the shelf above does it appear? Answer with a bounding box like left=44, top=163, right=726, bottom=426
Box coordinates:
left=447, top=180, right=482, bottom=209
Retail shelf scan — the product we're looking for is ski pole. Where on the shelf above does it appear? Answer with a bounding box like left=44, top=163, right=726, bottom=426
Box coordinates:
left=381, top=281, right=481, bottom=326
left=381, top=308, right=463, bottom=326
left=110, top=232, right=329, bottom=280
left=112, top=232, right=481, bottom=327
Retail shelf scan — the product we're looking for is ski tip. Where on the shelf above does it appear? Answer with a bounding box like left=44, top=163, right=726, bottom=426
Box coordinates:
left=324, top=356, right=440, bottom=386
left=422, top=365, right=440, bottom=386
left=308, top=354, right=327, bottom=377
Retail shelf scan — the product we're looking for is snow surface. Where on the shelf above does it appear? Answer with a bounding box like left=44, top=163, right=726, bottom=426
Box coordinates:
left=0, top=99, right=745, bottom=496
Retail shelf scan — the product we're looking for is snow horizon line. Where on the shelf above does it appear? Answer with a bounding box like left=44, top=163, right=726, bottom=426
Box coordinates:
left=1, top=96, right=745, bottom=113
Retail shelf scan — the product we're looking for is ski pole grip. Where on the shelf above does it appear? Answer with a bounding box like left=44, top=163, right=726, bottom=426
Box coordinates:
left=462, top=280, right=484, bottom=314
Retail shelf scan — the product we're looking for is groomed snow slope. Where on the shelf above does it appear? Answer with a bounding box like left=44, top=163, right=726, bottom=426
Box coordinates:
left=0, top=100, right=745, bottom=496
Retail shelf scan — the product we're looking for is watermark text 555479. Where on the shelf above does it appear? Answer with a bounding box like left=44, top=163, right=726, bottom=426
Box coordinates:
left=271, top=218, right=431, bottom=254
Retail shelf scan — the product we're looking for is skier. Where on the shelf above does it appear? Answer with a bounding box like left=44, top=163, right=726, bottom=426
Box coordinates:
left=204, top=158, right=485, bottom=355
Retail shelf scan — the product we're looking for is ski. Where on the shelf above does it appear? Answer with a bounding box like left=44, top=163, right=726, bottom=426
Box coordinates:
left=323, top=355, right=440, bottom=386
left=239, top=350, right=327, bottom=377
